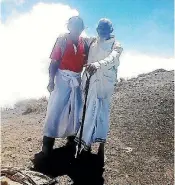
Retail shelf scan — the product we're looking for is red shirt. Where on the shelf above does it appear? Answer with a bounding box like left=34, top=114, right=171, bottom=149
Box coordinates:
left=50, top=37, right=86, bottom=73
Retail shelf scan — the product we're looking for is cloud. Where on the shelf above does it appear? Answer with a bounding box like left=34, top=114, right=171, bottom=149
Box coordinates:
left=0, top=2, right=79, bottom=107
left=0, top=2, right=174, bottom=108
left=118, top=51, right=174, bottom=78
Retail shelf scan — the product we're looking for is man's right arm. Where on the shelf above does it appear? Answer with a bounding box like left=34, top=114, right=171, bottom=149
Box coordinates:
left=49, top=37, right=63, bottom=80
left=48, top=35, right=65, bottom=92
left=49, top=60, right=59, bottom=83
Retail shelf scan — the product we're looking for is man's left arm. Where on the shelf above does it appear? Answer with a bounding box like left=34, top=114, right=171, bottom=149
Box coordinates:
left=98, top=41, right=123, bottom=70
left=84, top=41, right=123, bottom=75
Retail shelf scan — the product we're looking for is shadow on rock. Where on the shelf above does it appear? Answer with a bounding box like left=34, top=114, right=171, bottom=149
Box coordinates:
left=31, top=145, right=104, bottom=185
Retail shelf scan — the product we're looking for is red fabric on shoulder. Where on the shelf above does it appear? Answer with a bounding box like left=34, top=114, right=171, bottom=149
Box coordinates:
left=50, top=42, right=62, bottom=61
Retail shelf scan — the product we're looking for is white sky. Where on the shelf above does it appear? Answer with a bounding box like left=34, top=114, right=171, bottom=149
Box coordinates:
left=0, top=2, right=174, bottom=107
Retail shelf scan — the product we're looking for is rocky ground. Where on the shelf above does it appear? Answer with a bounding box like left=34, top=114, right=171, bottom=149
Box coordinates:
left=1, top=69, right=174, bottom=185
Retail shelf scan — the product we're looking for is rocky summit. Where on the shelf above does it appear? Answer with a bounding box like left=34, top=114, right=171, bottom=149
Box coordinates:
left=1, top=69, right=174, bottom=185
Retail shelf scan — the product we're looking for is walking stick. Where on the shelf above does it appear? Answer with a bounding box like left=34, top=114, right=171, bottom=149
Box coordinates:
left=76, top=72, right=92, bottom=157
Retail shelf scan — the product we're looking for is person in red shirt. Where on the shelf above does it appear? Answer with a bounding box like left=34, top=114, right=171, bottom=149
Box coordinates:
left=42, top=16, right=89, bottom=156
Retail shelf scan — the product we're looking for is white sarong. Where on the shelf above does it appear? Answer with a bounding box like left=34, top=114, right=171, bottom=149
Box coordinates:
left=75, top=70, right=115, bottom=150
left=44, top=69, right=82, bottom=138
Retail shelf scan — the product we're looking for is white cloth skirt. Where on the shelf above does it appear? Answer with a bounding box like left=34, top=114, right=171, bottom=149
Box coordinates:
left=75, top=71, right=115, bottom=150
left=44, top=69, right=82, bottom=138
